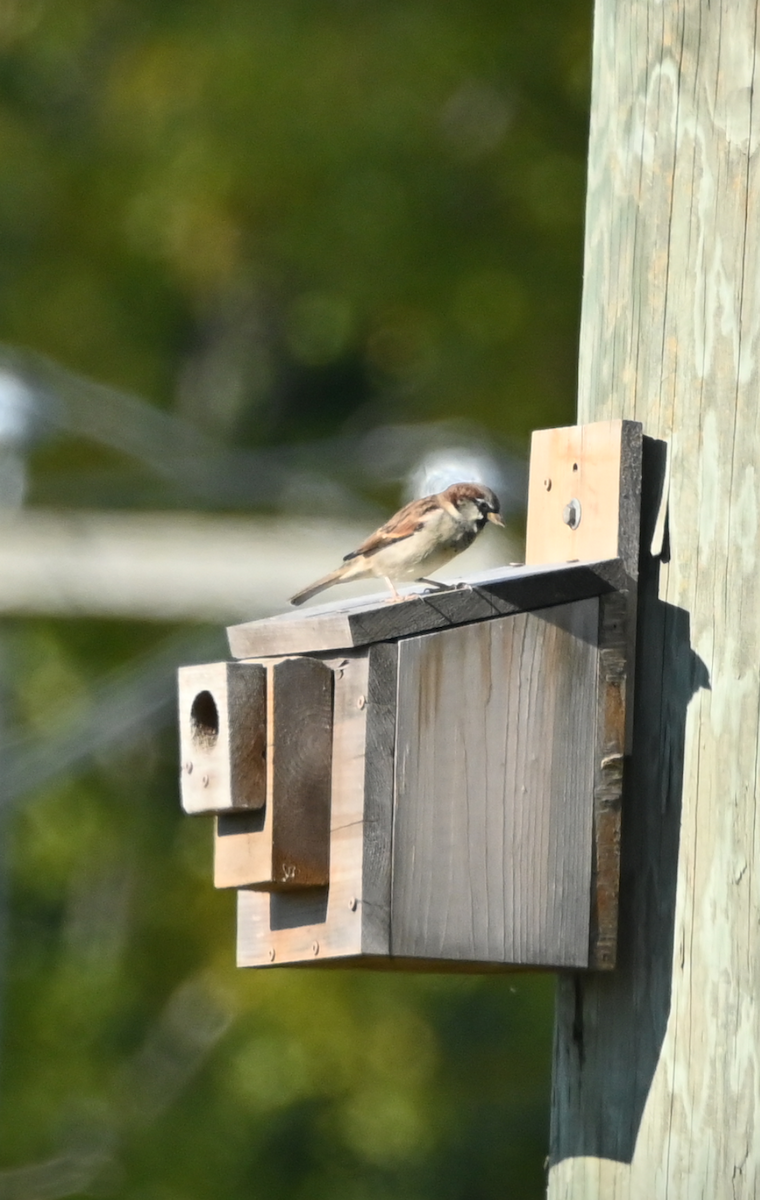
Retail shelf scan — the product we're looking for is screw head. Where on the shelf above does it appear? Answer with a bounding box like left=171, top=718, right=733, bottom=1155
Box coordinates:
left=357, top=695, right=366, bottom=710
left=348, top=897, right=358, bottom=911
left=562, top=498, right=582, bottom=530
left=202, top=774, right=209, bottom=787
left=268, top=948, right=276, bottom=962
left=185, top=761, right=193, bottom=774
left=312, top=941, right=320, bottom=956
left=543, top=478, right=552, bottom=491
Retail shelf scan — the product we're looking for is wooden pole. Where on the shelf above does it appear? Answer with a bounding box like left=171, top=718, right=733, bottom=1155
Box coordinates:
left=548, top=0, right=760, bottom=1195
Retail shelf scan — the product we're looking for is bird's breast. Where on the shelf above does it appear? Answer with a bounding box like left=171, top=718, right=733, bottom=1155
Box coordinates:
left=366, top=509, right=477, bottom=579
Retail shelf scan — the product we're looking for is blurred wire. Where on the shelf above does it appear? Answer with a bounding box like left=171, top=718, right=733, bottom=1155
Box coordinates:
left=0, top=346, right=372, bottom=515
left=116, top=974, right=233, bottom=1122
left=0, top=1146, right=114, bottom=1200
left=0, top=973, right=234, bottom=1197
left=0, top=510, right=517, bottom=620
left=0, top=347, right=526, bottom=518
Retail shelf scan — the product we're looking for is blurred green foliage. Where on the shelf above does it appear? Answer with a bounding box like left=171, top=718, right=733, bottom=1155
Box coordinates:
left=0, top=0, right=591, bottom=1195
left=2, top=0, right=588, bottom=452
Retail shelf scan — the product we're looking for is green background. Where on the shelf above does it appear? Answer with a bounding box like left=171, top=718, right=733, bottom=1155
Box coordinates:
left=0, top=0, right=590, bottom=1195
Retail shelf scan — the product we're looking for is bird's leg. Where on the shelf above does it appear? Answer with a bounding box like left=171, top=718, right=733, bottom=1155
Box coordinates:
left=383, top=576, right=405, bottom=603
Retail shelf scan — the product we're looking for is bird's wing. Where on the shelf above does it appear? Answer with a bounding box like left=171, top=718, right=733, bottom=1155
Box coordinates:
left=343, top=497, right=439, bottom=561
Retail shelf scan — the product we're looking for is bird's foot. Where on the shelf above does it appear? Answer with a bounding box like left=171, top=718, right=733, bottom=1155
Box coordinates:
left=416, top=577, right=451, bottom=594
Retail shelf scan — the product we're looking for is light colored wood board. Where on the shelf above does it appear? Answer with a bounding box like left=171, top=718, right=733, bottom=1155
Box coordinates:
left=226, top=559, right=623, bottom=658
left=236, top=652, right=369, bottom=966
left=549, top=0, right=760, bottom=1191
left=269, top=657, right=333, bottom=889
left=526, top=420, right=641, bottom=761
left=215, top=807, right=269, bottom=888
left=526, top=421, right=642, bottom=576
left=360, top=642, right=398, bottom=955
left=391, top=601, right=598, bottom=968
left=178, top=661, right=266, bottom=814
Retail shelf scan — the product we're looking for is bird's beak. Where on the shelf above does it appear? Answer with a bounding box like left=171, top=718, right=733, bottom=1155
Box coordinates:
left=487, top=511, right=505, bottom=527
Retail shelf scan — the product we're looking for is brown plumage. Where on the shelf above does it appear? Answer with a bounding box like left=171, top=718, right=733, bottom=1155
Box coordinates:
left=289, top=482, right=504, bottom=606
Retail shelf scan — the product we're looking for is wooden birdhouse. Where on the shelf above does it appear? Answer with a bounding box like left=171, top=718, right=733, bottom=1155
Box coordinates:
left=177, top=419, right=642, bottom=971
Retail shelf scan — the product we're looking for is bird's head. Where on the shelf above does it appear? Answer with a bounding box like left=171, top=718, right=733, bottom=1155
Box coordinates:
left=441, top=482, right=505, bottom=530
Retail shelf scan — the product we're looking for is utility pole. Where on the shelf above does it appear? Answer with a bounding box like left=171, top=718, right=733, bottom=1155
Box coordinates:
left=548, top=0, right=760, bottom=1195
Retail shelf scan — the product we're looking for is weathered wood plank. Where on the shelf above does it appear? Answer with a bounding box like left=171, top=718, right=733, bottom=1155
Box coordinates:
left=236, top=651, right=369, bottom=966
left=360, top=641, right=398, bottom=955
left=215, top=807, right=268, bottom=888
left=526, top=421, right=642, bottom=578
left=390, top=601, right=599, bottom=968
left=268, top=657, right=333, bottom=889
left=587, top=590, right=627, bottom=970
left=178, top=661, right=266, bottom=814
left=549, top=0, right=760, bottom=1191
left=226, top=560, right=624, bottom=659
left=527, top=419, right=642, bottom=763
left=212, top=657, right=333, bottom=890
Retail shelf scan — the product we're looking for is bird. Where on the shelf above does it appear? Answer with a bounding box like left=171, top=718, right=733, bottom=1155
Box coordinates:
left=289, top=482, right=504, bottom=606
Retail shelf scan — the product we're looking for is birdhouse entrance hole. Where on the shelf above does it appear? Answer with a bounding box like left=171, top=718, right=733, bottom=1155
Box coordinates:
left=190, top=690, right=220, bottom=749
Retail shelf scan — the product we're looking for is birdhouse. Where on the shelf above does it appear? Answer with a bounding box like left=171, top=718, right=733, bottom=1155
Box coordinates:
left=177, top=419, right=642, bottom=972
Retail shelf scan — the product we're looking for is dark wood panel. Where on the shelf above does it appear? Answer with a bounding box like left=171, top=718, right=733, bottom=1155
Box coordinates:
left=391, top=602, right=599, bottom=968
left=227, top=559, right=624, bottom=659
left=270, top=657, right=334, bottom=889
left=227, top=662, right=268, bottom=809
left=587, top=590, right=627, bottom=968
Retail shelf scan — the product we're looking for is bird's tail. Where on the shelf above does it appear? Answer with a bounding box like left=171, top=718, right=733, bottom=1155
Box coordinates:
left=289, top=567, right=349, bottom=607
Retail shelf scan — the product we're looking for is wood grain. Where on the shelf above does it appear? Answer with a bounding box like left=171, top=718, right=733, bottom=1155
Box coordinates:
left=178, top=661, right=266, bottom=814
left=526, top=421, right=642, bottom=577
left=360, top=641, right=398, bottom=956
left=213, top=657, right=333, bottom=890
left=549, top=0, right=760, bottom=1193
left=391, top=601, right=599, bottom=968
left=236, top=651, right=369, bottom=966
left=587, top=591, right=628, bottom=970
left=226, top=560, right=624, bottom=658
left=268, top=658, right=333, bottom=889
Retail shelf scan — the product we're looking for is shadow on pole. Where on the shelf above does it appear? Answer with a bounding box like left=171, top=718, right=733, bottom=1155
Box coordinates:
left=550, top=438, right=710, bottom=1164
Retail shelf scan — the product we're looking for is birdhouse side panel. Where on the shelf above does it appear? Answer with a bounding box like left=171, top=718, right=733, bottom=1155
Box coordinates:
left=391, top=600, right=599, bottom=968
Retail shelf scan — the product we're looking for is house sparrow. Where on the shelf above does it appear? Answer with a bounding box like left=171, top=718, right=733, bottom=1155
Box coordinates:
left=289, top=482, right=504, bottom=606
